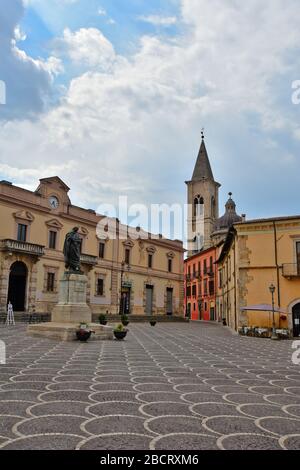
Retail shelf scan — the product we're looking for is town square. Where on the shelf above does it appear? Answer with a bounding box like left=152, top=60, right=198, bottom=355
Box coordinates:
left=0, top=322, right=300, bottom=451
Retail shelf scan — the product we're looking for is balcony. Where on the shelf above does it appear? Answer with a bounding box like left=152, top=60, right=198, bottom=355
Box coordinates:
left=80, top=253, right=98, bottom=266
left=0, top=239, right=45, bottom=257
left=282, top=263, right=300, bottom=279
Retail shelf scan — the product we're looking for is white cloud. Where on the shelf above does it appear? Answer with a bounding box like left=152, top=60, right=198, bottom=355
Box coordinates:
left=138, top=15, right=177, bottom=26
left=1, top=0, right=300, bottom=219
left=14, top=25, right=26, bottom=41
left=98, top=7, right=107, bottom=16
left=52, top=27, right=116, bottom=70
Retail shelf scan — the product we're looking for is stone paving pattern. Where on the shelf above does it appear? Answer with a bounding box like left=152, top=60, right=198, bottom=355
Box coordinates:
left=0, top=322, right=299, bottom=450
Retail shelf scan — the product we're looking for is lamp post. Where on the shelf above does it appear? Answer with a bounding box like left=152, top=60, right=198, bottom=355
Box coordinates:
left=269, top=283, right=278, bottom=340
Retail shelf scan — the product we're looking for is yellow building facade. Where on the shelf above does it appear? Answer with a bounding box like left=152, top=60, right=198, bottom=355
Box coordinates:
left=0, top=177, right=184, bottom=319
left=216, top=216, right=300, bottom=337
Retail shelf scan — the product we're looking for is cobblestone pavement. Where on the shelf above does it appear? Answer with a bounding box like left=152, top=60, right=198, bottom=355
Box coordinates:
left=0, top=322, right=299, bottom=450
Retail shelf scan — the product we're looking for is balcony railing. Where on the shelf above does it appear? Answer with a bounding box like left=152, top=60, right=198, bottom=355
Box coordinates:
left=80, top=253, right=98, bottom=266
left=282, top=263, right=300, bottom=278
left=0, top=239, right=45, bottom=257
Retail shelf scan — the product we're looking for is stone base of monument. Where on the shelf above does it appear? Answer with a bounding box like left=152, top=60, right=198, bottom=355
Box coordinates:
left=27, top=272, right=113, bottom=342
left=27, top=322, right=114, bottom=341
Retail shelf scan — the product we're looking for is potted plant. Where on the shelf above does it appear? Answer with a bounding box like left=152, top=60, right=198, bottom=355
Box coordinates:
left=76, top=323, right=94, bottom=342
left=114, top=323, right=128, bottom=341
left=99, top=314, right=108, bottom=325
left=149, top=317, right=157, bottom=326
left=121, top=314, right=129, bottom=326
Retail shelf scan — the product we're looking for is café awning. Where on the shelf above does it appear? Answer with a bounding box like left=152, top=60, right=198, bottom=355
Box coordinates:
left=241, top=304, right=286, bottom=313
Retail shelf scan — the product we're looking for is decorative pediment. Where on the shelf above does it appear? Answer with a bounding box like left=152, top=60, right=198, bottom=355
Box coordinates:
left=45, top=219, right=63, bottom=230
left=123, top=239, right=134, bottom=248
left=13, top=210, right=35, bottom=223
left=79, top=227, right=89, bottom=236
left=166, top=251, right=175, bottom=259
left=146, top=245, right=157, bottom=254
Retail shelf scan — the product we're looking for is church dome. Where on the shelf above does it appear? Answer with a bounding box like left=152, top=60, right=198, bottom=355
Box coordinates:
left=214, top=193, right=242, bottom=232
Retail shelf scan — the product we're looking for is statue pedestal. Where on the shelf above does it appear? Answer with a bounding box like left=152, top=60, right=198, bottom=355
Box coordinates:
left=51, top=273, right=92, bottom=324
left=27, top=273, right=113, bottom=342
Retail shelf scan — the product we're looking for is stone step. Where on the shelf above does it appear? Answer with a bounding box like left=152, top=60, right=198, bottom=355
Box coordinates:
left=92, top=314, right=189, bottom=323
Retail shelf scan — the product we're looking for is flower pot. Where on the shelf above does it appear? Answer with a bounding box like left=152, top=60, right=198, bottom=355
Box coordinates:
left=114, top=330, right=127, bottom=341
left=150, top=321, right=157, bottom=326
left=76, top=330, right=92, bottom=342
left=100, top=320, right=108, bottom=325
left=122, top=321, right=129, bottom=326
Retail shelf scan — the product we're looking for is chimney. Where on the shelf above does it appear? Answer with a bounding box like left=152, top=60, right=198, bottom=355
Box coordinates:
left=241, top=214, right=246, bottom=222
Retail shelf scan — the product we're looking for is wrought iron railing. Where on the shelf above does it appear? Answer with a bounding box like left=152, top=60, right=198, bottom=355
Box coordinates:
left=80, top=253, right=98, bottom=266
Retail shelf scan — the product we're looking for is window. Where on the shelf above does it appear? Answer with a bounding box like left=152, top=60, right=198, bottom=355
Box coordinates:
left=125, top=248, right=130, bottom=265
left=193, top=264, right=196, bottom=276
left=198, top=281, right=202, bottom=296
left=211, top=196, right=216, bottom=218
left=99, top=242, right=105, bottom=259
left=297, top=242, right=300, bottom=274
left=17, top=224, right=27, bottom=242
left=166, top=287, right=173, bottom=315
left=218, top=270, right=222, bottom=288
left=204, top=259, right=207, bottom=274
left=192, top=284, right=197, bottom=297
left=186, top=286, right=191, bottom=297
left=209, top=256, right=213, bottom=273
left=49, top=231, right=57, bottom=249
left=194, top=196, right=204, bottom=217
left=204, top=279, right=208, bottom=295
left=47, top=273, right=55, bottom=292
left=198, top=262, right=201, bottom=277
left=209, top=280, right=214, bottom=295
left=148, top=254, right=153, bottom=269
left=168, top=259, right=173, bottom=273
left=97, top=278, right=104, bottom=296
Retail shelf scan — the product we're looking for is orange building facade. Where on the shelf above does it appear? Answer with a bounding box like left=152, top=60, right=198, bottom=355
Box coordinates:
left=184, top=246, right=218, bottom=321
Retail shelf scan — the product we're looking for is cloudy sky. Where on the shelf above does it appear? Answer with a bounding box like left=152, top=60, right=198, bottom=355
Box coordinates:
left=0, top=0, right=300, bottom=234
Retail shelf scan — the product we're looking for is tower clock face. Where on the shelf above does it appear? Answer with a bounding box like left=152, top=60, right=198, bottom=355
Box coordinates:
left=49, top=196, right=59, bottom=209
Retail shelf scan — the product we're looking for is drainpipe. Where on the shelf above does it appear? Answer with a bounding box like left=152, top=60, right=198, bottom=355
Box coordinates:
left=273, top=221, right=281, bottom=307
left=234, top=239, right=237, bottom=331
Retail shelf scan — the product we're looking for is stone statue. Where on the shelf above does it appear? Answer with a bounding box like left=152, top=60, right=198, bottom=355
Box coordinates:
left=63, top=227, right=82, bottom=273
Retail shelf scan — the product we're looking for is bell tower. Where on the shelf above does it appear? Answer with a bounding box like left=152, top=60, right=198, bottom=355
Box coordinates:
left=186, top=132, right=221, bottom=257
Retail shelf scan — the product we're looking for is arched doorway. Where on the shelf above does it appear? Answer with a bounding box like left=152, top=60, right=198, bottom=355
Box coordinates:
left=292, top=303, right=300, bottom=337
left=7, top=262, right=28, bottom=312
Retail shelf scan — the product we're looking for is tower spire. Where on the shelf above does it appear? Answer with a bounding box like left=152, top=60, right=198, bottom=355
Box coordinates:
left=192, top=133, right=214, bottom=181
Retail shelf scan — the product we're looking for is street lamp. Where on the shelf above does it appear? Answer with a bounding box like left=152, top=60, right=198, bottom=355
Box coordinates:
left=269, top=283, right=278, bottom=340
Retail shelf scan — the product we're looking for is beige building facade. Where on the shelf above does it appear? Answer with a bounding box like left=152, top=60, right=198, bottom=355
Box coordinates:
left=0, top=177, right=184, bottom=319
left=216, top=216, right=300, bottom=337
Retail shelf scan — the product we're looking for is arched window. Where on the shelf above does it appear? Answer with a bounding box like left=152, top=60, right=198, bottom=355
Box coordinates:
left=194, top=196, right=204, bottom=217
left=199, top=197, right=204, bottom=216
left=211, top=196, right=216, bottom=218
